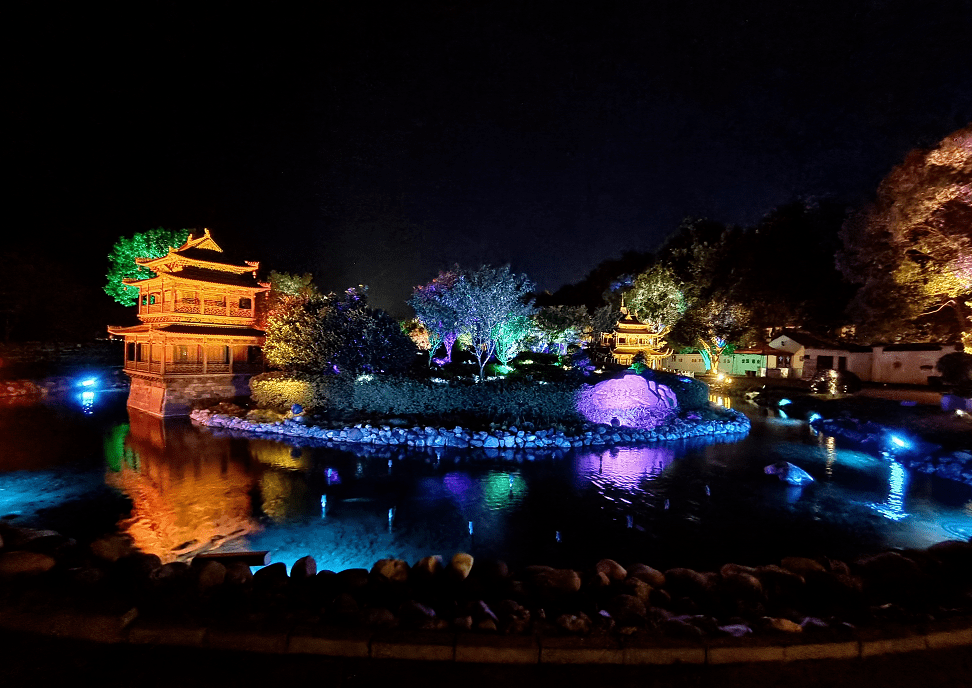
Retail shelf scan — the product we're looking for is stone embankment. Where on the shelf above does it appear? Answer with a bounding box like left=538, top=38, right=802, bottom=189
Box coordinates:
left=189, top=407, right=751, bottom=451
left=0, top=525, right=970, bottom=663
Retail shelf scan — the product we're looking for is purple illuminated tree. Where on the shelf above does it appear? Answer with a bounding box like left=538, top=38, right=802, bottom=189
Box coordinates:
left=409, top=268, right=461, bottom=366
left=443, top=265, right=536, bottom=381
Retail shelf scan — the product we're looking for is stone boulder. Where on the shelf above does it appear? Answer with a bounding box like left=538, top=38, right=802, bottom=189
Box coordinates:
left=448, top=553, right=474, bottom=580
left=607, top=593, right=647, bottom=626
left=627, top=563, right=665, bottom=587
left=372, top=558, right=409, bottom=583
left=0, top=551, right=56, bottom=577
left=196, top=560, right=227, bottom=594
left=576, top=373, right=678, bottom=429
left=291, top=555, right=317, bottom=580
left=595, top=558, right=626, bottom=582
left=90, top=534, right=135, bottom=563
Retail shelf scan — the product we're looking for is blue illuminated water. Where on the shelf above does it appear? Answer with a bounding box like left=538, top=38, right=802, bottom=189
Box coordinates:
left=1, top=391, right=970, bottom=573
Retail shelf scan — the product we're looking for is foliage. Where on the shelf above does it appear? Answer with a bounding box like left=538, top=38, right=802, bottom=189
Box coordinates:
left=409, top=268, right=461, bottom=365
left=625, top=264, right=686, bottom=330
left=533, top=305, right=588, bottom=355
left=252, top=371, right=584, bottom=426
left=443, top=264, right=537, bottom=380
left=250, top=371, right=351, bottom=411
left=936, top=351, right=972, bottom=393
left=494, top=315, right=535, bottom=367
left=264, top=287, right=417, bottom=375
left=838, top=124, right=972, bottom=348
left=104, top=228, right=190, bottom=305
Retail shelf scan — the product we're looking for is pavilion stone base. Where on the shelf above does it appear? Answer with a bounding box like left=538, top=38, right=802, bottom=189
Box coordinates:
left=127, top=374, right=253, bottom=417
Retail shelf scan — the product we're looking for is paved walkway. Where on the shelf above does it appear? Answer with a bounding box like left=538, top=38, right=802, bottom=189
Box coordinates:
left=1, top=629, right=969, bottom=688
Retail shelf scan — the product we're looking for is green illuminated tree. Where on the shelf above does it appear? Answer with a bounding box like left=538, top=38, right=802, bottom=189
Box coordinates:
left=104, top=228, right=190, bottom=306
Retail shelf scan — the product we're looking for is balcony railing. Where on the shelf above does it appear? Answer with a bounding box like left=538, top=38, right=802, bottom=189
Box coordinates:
left=124, top=361, right=264, bottom=375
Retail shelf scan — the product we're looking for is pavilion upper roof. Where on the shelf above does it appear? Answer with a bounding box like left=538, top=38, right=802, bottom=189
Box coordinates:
left=123, top=266, right=268, bottom=290
left=135, top=228, right=260, bottom=275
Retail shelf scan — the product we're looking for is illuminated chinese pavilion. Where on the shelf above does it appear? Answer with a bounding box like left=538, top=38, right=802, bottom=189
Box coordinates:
left=107, top=229, right=269, bottom=416
left=600, top=308, right=672, bottom=368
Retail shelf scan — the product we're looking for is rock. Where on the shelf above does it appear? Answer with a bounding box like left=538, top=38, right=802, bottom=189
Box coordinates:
left=399, top=600, right=437, bottom=625
left=526, top=566, right=582, bottom=596
left=254, top=562, right=289, bottom=591
left=855, top=551, right=927, bottom=603
left=927, top=540, right=972, bottom=580
left=90, top=534, right=134, bottom=563
left=557, top=612, right=592, bottom=634
left=754, top=564, right=805, bottom=603
left=584, top=571, right=611, bottom=595
left=622, top=577, right=652, bottom=603
left=496, top=599, right=531, bottom=634
left=372, top=558, right=409, bottom=583
left=662, top=618, right=704, bottom=641
left=607, top=593, right=647, bottom=626
left=475, top=618, right=498, bottom=632
left=362, top=607, right=398, bottom=628
left=149, top=562, right=192, bottom=591
left=764, top=461, right=814, bottom=485
left=224, top=561, right=253, bottom=588
left=0, top=551, right=56, bottom=577
left=454, top=615, right=474, bottom=631
left=720, top=571, right=765, bottom=604
left=332, top=592, right=360, bottom=618
left=762, top=616, right=803, bottom=633
left=449, top=553, right=474, bottom=580
left=781, top=557, right=826, bottom=577
left=0, top=527, right=60, bottom=550
left=595, top=558, right=626, bottom=582
left=627, top=563, right=665, bottom=587
left=718, top=623, right=752, bottom=637
left=663, top=567, right=710, bottom=599
left=720, top=562, right=757, bottom=578
left=471, top=599, right=498, bottom=624
left=196, top=560, right=227, bottom=593
left=336, top=568, right=370, bottom=592
left=412, top=555, right=443, bottom=580
left=291, top=556, right=317, bottom=580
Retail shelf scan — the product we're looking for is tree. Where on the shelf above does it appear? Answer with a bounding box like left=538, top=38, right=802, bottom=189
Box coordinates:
left=264, top=287, right=416, bottom=375
left=494, top=315, right=535, bottom=369
left=443, top=265, right=536, bottom=381
left=533, top=305, right=589, bottom=355
left=409, top=268, right=461, bottom=366
left=838, top=125, right=972, bottom=349
left=105, top=228, right=190, bottom=305
left=625, top=263, right=686, bottom=331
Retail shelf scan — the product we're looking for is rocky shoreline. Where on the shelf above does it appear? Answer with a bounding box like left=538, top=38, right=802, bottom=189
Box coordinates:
left=1, top=524, right=970, bottom=655
left=812, top=417, right=972, bottom=486
left=189, top=406, right=751, bottom=451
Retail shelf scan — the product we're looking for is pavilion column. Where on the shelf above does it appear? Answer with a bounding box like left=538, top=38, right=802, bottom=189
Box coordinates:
left=202, top=340, right=209, bottom=374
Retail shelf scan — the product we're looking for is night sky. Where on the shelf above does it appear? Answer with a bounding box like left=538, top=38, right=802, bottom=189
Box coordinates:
left=9, top=1, right=972, bottom=319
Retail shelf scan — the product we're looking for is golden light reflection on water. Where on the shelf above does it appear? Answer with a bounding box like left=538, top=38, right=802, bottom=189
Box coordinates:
left=106, top=410, right=259, bottom=562
left=709, top=393, right=732, bottom=409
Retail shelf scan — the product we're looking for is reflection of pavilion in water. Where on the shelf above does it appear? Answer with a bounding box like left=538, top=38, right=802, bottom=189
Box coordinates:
left=106, top=410, right=259, bottom=562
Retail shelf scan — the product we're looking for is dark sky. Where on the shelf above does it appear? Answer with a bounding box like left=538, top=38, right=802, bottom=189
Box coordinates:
left=9, top=0, right=972, bottom=318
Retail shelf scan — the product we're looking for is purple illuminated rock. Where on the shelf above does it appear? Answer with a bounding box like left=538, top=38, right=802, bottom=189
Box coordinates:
left=576, top=373, right=678, bottom=429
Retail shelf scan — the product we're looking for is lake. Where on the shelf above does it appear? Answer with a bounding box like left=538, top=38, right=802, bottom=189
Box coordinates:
left=1, top=388, right=970, bottom=573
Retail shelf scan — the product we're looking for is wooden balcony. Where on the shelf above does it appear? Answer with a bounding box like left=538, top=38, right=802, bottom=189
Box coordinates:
left=124, top=361, right=264, bottom=375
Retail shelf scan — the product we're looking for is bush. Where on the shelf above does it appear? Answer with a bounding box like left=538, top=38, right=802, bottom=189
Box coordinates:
left=936, top=352, right=972, bottom=395
left=250, top=371, right=583, bottom=426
